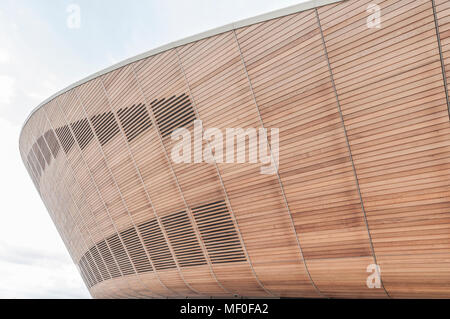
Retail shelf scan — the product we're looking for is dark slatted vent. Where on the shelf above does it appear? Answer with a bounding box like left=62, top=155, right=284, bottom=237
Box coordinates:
left=161, top=211, right=206, bottom=267
left=91, top=111, right=120, bottom=146
left=90, top=245, right=110, bottom=280
left=27, top=153, right=40, bottom=178
left=44, top=129, right=60, bottom=158
left=30, top=151, right=42, bottom=177
left=77, top=263, right=91, bottom=288
left=106, top=234, right=135, bottom=276
left=32, top=143, right=45, bottom=171
left=138, top=219, right=176, bottom=270
left=85, top=251, right=102, bottom=283
left=37, top=136, right=52, bottom=165
left=97, top=240, right=121, bottom=278
left=77, top=261, right=92, bottom=288
left=79, top=255, right=96, bottom=287
left=55, top=125, right=75, bottom=154
left=151, top=94, right=196, bottom=138
left=120, top=227, right=153, bottom=273
left=71, top=118, right=94, bottom=150
left=26, top=158, right=41, bottom=191
left=192, top=200, right=246, bottom=264
left=117, top=103, right=152, bottom=142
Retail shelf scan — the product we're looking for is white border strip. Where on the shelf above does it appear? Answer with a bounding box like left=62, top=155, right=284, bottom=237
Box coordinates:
left=20, top=0, right=344, bottom=136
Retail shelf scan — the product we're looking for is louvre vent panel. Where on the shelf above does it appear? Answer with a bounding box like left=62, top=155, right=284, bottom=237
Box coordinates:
left=28, top=151, right=40, bottom=176
left=90, top=246, right=111, bottom=280
left=55, top=125, right=75, bottom=154
left=43, top=129, right=60, bottom=159
left=117, top=103, right=152, bottom=142
left=32, top=153, right=42, bottom=177
left=70, top=118, right=94, bottom=150
left=137, top=220, right=176, bottom=270
left=90, top=111, right=120, bottom=146
left=77, top=264, right=91, bottom=289
left=106, top=234, right=135, bottom=276
left=78, top=259, right=92, bottom=288
left=97, top=241, right=121, bottom=278
left=85, top=251, right=102, bottom=283
left=32, top=143, right=45, bottom=171
left=27, top=153, right=40, bottom=178
left=79, top=255, right=96, bottom=287
left=37, top=136, right=52, bottom=165
left=119, top=227, right=153, bottom=273
left=193, top=200, right=246, bottom=264
left=151, top=94, right=196, bottom=138
left=161, top=211, right=206, bottom=267
left=25, top=159, right=37, bottom=181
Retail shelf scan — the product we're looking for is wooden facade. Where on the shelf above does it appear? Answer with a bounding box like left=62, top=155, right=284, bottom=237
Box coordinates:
left=19, top=0, right=450, bottom=298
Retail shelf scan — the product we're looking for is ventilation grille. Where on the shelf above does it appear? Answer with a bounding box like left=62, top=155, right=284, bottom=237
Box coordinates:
left=77, top=263, right=91, bottom=289
left=75, top=202, right=243, bottom=288
left=151, top=94, right=196, bottom=138
left=44, top=129, right=60, bottom=159
left=25, top=159, right=39, bottom=188
left=161, top=211, right=206, bottom=267
left=30, top=152, right=41, bottom=176
left=27, top=153, right=40, bottom=178
left=193, top=200, right=246, bottom=264
left=55, top=125, right=75, bottom=154
left=27, top=149, right=42, bottom=191
left=91, top=111, right=120, bottom=146
left=106, top=234, right=135, bottom=276
left=79, top=255, right=95, bottom=287
left=138, top=220, right=176, bottom=270
left=85, top=251, right=102, bottom=283
left=32, top=143, right=45, bottom=170
left=37, top=136, right=51, bottom=165
left=90, top=245, right=110, bottom=280
left=97, top=240, right=121, bottom=278
left=27, top=94, right=192, bottom=179
left=78, top=260, right=92, bottom=288
left=120, top=227, right=153, bottom=273
left=71, top=118, right=94, bottom=150
left=117, top=103, right=152, bottom=142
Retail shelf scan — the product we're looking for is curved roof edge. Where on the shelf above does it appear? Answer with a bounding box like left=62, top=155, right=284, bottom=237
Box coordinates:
left=20, top=0, right=344, bottom=138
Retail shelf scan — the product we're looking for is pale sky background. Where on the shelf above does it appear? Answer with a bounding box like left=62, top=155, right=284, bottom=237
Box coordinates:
left=0, top=0, right=307, bottom=298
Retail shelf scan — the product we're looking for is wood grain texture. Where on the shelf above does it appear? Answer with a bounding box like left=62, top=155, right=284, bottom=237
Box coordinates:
left=19, top=0, right=450, bottom=298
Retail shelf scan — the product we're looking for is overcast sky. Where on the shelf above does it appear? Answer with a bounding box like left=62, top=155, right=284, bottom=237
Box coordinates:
left=0, top=0, right=307, bottom=298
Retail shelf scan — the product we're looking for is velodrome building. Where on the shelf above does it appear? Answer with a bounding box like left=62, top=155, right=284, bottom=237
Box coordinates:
left=19, top=0, right=450, bottom=298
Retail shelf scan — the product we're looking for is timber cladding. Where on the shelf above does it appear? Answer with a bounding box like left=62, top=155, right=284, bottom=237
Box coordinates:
left=18, top=0, right=450, bottom=298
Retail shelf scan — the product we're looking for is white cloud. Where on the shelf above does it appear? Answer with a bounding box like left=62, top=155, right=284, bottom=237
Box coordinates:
left=0, top=242, right=89, bottom=298
left=27, top=80, right=58, bottom=102
left=0, top=48, right=10, bottom=63
left=106, top=52, right=119, bottom=65
left=0, top=75, right=15, bottom=105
